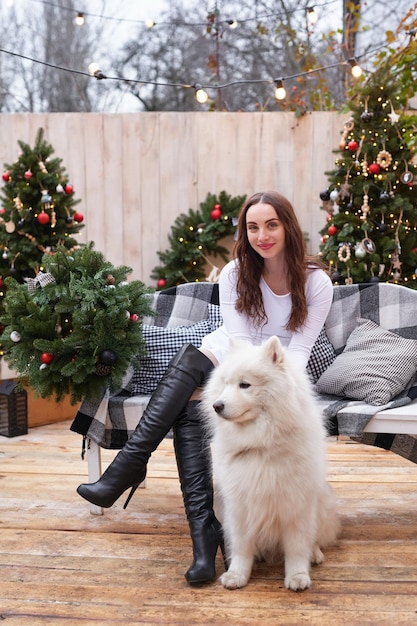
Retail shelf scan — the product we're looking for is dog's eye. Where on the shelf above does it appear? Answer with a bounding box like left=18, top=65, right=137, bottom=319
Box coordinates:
left=239, top=382, right=251, bottom=389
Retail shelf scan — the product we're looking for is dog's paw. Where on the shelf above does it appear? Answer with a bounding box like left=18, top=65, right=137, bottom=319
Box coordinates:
left=311, top=544, right=324, bottom=565
left=285, top=572, right=311, bottom=592
left=219, top=570, right=249, bottom=590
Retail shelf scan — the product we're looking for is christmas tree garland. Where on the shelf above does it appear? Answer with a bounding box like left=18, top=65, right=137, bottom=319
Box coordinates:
left=0, top=243, right=153, bottom=403
left=151, top=191, right=246, bottom=288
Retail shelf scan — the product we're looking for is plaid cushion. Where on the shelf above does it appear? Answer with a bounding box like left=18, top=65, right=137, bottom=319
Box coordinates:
left=316, top=319, right=417, bottom=405
left=306, top=327, right=336, bottom=383
left=131, top=304, right=222, bottom=395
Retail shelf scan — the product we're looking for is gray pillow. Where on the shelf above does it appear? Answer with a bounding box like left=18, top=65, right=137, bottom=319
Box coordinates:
left=315, top=318, right=417, bottom=405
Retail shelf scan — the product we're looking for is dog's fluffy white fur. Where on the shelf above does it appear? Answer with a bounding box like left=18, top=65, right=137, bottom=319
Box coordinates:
left=201, top=335, right=340, bottom=592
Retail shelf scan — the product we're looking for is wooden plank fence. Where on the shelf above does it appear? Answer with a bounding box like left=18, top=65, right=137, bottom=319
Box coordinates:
left=0, top=112, right=344, bottom=286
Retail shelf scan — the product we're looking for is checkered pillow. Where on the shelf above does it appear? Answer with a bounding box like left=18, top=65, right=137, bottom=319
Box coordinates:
left=315, top=318, right=417, bottom=405
left=306, top=328, right=336, bottom=383
left=131, top=304, right=222, bottom=395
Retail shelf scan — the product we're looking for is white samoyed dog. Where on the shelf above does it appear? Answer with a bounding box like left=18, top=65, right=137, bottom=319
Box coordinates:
left=201, top=335, right=340, bottom=592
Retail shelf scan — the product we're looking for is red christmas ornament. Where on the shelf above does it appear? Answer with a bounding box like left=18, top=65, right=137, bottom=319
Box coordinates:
left=327, top=225, right=337, bottom=236
left=368, top=163, right=381, bottom=175
left=37, top=211, right=50, bottom=224
left=37, top=212, right=50, bottom=225
left=210, top=205, right=222, bottom=220
left=73, top=212, right=84, bottom=223
left=64, top=183, right=74, bottom=194
left=130, top=313, right=139, bottom=322
left=157, top=278, right=166, bottom=288
left=41, top=352, right=54, bottom=364
left=0, top=276, right=3, bottom=287
left=24, top=170, right=33, bottom=179
left=2, top=171, right=10, bottom=182
left=347, top=140, right=358, bottom=152
left=326, top=213, right=333, bottom=222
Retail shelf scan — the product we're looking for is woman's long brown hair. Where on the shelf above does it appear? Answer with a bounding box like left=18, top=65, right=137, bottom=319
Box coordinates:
left=233, top=191, right=325, bottom=331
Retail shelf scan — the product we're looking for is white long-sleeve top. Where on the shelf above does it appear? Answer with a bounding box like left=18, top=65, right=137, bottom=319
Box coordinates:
left=201, top=259, right=333, bottom=369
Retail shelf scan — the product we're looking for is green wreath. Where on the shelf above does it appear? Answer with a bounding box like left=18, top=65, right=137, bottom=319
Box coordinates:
left=0, top=243, right=153, bottom=403
left=151, top=191, right=246, bottom=288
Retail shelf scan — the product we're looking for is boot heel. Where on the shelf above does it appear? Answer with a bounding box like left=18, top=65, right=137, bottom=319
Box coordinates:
left=123, top=484, right=139, bottom=509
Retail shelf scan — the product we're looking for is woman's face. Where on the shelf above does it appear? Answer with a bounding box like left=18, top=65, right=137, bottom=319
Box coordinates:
left=245, top=202, right=286, bottom=259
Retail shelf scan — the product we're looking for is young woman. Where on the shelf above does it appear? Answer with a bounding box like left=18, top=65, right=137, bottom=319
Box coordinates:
left=77, top=191, right=333, bottom=585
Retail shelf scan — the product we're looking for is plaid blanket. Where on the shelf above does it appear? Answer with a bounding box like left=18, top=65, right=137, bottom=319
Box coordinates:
left=70, top=281, right=417, bottom=465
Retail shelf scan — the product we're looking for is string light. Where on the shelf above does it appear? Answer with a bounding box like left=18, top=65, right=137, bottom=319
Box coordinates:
left=26, top=0, right=340, bottom=28
left=307, top=7, right=318, bottom=26
left=194, top=84, right=209, bottom=104
left=348, top=58, right=363, bottom=78
left=227, top=20, right=238, bottom=29
left=74, top=12, right=84, bottom=26
left=145, top=19, right=155, bottom=29
left=88, top=63, right=106, bottom=80
left=274, top=79, right=286, bottom=100
left=0, top=42, right=404, bottom=101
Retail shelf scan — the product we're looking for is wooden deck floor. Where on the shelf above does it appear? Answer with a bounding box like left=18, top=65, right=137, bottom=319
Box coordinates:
left=1, top=421, right=417, bottom=625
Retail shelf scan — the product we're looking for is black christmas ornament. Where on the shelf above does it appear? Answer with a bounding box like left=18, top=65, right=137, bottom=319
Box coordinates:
left=99, top=349, right=117, bottom=365
left=379, top=191, right=390, bottom=204
left=319, top=189, right=331, bottom=201
left=378, top=222, right=388, bottom=233
left=369, top=276, right=380, bottom=283
left=331, top=270, right=342, bottom=282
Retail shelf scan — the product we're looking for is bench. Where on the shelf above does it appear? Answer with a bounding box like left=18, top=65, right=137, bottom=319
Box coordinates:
left=71, top=281, right=417, bottom=515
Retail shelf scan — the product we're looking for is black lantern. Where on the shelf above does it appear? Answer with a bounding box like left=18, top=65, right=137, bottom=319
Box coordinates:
left=0, top=380, right=28, bottom=437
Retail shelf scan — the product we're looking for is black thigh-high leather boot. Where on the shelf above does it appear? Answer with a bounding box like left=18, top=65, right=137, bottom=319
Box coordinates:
left=76, top=344, right=214, bottom=509
left=174, top=400, right=224, bottom=584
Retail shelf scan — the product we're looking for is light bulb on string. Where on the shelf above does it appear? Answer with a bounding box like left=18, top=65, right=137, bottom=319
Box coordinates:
left=307, top=7, right=318, bottom=25
left=145, top=19, right=155, bottom=29
left=227, top=19, right=238, bottom=29
left=348, top=58, right=363, bottom=78
left=88, top=63, right=106, bottom=80
left=274, top=79, right=286, bottom=101
left=194, top=84, right=208, bottom=104
left=75, top=12, right=85, bottom=26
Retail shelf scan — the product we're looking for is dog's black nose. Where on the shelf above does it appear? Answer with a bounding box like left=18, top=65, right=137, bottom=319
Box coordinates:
left=213, top=401, right=224, bottom=414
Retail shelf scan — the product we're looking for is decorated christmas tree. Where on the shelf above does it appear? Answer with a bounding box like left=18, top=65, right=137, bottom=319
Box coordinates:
left=0, top=243, right=153, bottom=403
left=318, top=66, right=417, bottom=287
left=0, top=128, right=85, bottom=343
left=0, top=128, right=84, bottom=278
left=151, top=191, right=246, bottom=288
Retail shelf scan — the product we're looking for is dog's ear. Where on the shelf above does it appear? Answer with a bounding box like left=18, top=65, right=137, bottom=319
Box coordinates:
left=262, top=335, right=285, bottom=365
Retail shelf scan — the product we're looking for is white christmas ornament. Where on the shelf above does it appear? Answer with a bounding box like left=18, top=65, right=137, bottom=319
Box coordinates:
left=10, top=330, right=21, bottom=342
left=355, top=246, right=366, bottom=259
